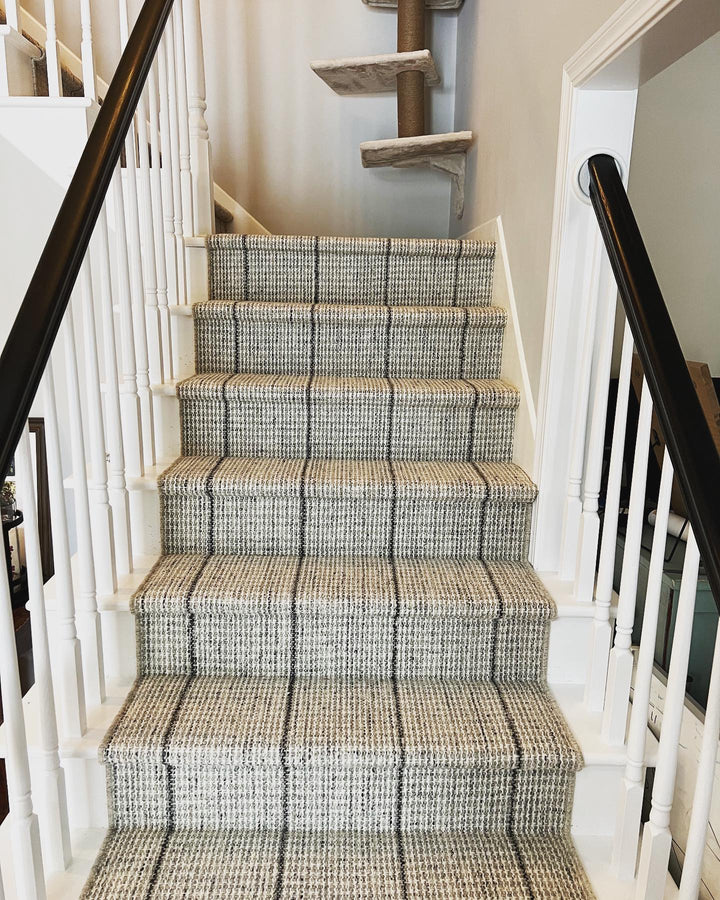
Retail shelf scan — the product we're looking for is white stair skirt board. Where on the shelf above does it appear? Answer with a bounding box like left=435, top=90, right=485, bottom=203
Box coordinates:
left=310, top=50, right=440, bottom=96
left=360, top=131, right=473, bottom=218
left=362, top=0, right=464, bottom=8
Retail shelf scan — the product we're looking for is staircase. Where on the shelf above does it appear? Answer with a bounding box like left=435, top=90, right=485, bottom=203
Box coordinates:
left=77, top=234, right=593, bottom=897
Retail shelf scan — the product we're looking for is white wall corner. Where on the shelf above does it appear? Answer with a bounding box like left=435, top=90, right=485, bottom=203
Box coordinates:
left=213, top=183, right=270, bottom=236
left=462, top=217, right=537, bottom=476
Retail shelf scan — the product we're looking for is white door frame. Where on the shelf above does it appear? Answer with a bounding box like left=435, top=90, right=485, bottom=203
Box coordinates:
left=530, top=0, right=720, bottom=572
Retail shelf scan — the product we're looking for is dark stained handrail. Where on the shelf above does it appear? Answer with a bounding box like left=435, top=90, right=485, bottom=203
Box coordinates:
left=0, top=0, right=175, bottom=482
left=588, top=153, right=720, bottom=609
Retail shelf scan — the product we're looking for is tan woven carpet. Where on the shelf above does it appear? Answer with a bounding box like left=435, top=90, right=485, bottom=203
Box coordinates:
left=82, top=235, right=594, bottom=898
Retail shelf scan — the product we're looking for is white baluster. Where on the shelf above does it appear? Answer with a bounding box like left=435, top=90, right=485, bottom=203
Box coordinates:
left=136, top=85, right=165, bottom=397
left=679, top=616, right=720, bottom=899
left=157, top=45, right=180, bottom=308
left=118, top=0, right=155, bottom=467
left=603, top=377, right=653, bottom=745
left=559, top=222, right=602, bottom=581
left=636, top=529, right=700, bottom=900
left=163, top=29, right=188, bottom=303
left=173, top=3, right=194, bottom=239
left=97, top=205, right=133, bottom=575
left=62, top=303, right=105, bottom=707
left=78, top=258, right=117, bottom=595
left=587, top=319, right=634, bottom=712
left=148, top=62, right=174, bottom=379
left=612, top=448, right=673, bottom=878
left=5, top=0, right=19, bottom=31
left=16, top=427, right=72, bottom=873
left=576, top=268, right=617, bottom=602
left=42, top=0, right=61, bottom=97
left=0, top=565, right=45, bottom=899
left=112, top=165, right=145, bottom=482
left=79, top=0, right=96, bottom=101
left=43, top=364, right=87, bottom=739
left=183, top=0, right=214, bottom=235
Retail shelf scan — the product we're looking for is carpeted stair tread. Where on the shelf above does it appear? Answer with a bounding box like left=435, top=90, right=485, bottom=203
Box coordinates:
left=159, top=456, right=536, bottom=501
left=101, top=674, right=582, bottom=772
left=132, top=554, right=553, bottom=620
left=81, top=828, right=594, bottom=899
left=207, top=234, right=496, bottom=307
left=193, top=300, right=507, bottom=379
left=132, top=555, right=556, bottom=681
left=178, top=374, right=519, bottom=461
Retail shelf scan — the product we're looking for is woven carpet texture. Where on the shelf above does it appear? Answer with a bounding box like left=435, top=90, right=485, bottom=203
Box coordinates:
left=82, top=235, right=594, bottom=898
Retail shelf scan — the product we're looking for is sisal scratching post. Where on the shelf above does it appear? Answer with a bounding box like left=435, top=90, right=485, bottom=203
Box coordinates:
left=397, top=0, right=426, bottom=137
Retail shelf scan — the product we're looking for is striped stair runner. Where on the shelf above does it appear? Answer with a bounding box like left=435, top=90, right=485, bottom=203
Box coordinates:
left=82, top=235, right=594, bottom=898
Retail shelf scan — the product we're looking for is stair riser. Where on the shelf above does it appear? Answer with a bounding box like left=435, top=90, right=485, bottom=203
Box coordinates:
left=207, top=236, right=496, bottom=307
left=136, top=612, right=549, bottom=681
left=194, top=315, right=505, bottom=380
left=107, top=762, right=574, bottom=833
left=160, top=494, right=533, bottom=560
left=179, top=397, right=516, bottom=462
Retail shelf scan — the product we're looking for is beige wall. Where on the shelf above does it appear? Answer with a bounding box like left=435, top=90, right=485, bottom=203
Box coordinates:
left=628, top=31, right=720, bottom=374
left=449, top=0, right=625, bottom=400
left=21, top=0, right=459, bottom=238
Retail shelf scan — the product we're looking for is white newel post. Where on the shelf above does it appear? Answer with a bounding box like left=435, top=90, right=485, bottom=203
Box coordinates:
left=612, top=449, right=673, bottom=879
left=602, top=377, right=652, bottom=745
left=97, top=206, right=134, bottom=575
left=586, top=319, right=634, bottom=712
left=42, top=0, right=62, bottom=97
left=78, top=259, right=117, bottom=596
left=636, top=529, right=701, bottom=900
left=679, top=616, right=720, bottom=899
left=559, top=219, right=602, bottom=582
left=0, top=568, right=45, bottom=899
left=183, top=0, right=214, bottom=235
left=62, top=305, right=106, bottom=707
left=43, top=365, right=88, bottom=739
left=16, top=427, right=72, bottom=873
left=79, top=0, right=96, bottom=101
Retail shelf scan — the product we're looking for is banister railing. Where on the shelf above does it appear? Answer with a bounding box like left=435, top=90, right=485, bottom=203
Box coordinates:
left=586, top=153, right=720, bottom=608
left=559, top=150, right=720, bottom=898
left=0, top=0, right=212, bottom=893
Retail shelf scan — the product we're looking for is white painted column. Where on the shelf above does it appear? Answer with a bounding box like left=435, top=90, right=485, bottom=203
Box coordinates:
left=157, top=45, right=180, bottom=308
left=42, top=0, right=61, bottom=97
left=0, top=567, right=45, bottom=899
left=678, top=617, right=720, bottom=899
left=182, top=0, right=213, bottom=235
left=118, top=0, right=155, bottom=468
left=111, top=166, right=145, bottom=482
left=173, top=3, right=194, bottom=240
left=602, top=377, right=653, bottom=745
left=62, top=304, right=105, bottom=707
left=5, top=1, right=19, bottom=31
left=43, top=364, right=87, bottom=739
left=558, top=220, right=602, bottom=582
left=586, top=319, right=634, bottom=712
left=79, top=0, right=96, bottom=101
left=78, top=258, right=117, bottom=595
left=636, top=529, right=701, bottom=900
left=148, top=62, right=174, bottom=379
left=576, top=268, right=617, bottom=602
left=16, top=427, right=72, bottom=874
left=612, top=448, right=673, bottom=879
left=96, top=206, right=133, bottom=575
left=163, top=29, right=188, bottom=303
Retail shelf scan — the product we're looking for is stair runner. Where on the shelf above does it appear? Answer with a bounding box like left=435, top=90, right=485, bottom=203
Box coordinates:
left=82, top=235, right=594, bottom=898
